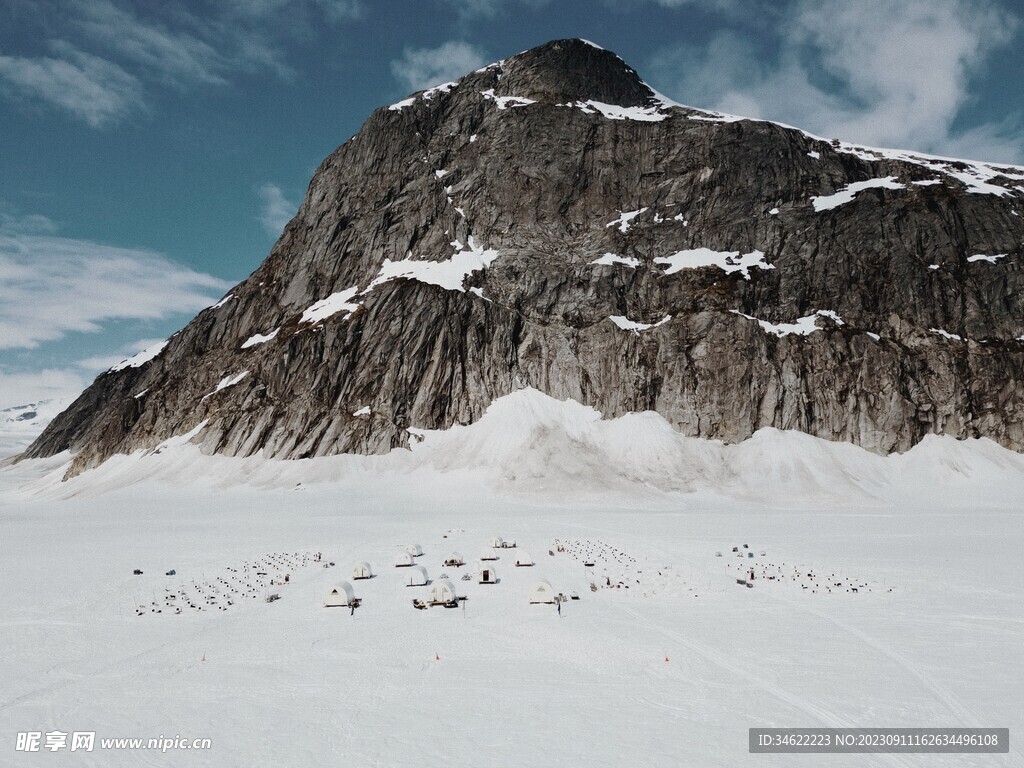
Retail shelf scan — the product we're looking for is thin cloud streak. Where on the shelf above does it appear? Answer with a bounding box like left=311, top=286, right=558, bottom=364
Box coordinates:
left=258, top=183, right=298, bottom=237
left=0, top=42, right=143, bottom=127
left=0, top=215, right=232, bottom=351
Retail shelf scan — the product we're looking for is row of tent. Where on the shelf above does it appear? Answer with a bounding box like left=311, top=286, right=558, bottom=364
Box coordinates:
left=394, top=550, right=535, bottom=567
left=325, top=578, right=557, bottom=606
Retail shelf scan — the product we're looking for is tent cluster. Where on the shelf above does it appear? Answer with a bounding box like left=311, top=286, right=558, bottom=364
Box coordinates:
left=134, top=550, right=321, bottom=618
left=317, top=535, right=572, bottom=615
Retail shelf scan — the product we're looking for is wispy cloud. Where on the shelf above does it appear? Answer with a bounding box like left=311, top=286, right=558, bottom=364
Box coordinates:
left=0, top=42, right=143, bottom=128
left=391, top=41, right=487, bottom=92
left=0, top=0, right=367, bottom=127
left=438, top=0, right=552, bottom=20
left=648, top=0, right=1023, bottom=163
left=0, top=211, right=232, bottom=351
left=258, top=183, right=297, bottom=237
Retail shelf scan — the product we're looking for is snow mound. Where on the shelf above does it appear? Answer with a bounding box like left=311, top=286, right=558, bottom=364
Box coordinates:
left=8, top=389, right=1024, bottom=507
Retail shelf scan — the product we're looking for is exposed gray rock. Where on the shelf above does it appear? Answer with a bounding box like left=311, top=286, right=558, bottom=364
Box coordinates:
left=23, top=39, right=1024, bottom=477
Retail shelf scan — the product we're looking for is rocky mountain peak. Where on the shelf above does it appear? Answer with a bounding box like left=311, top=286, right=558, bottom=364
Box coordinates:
left=491, top=38, right=655, bottom=107
left=21, top=39, right=1024, bottom=478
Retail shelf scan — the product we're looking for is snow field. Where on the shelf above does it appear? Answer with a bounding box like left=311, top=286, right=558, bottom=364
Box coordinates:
left=1, top=389, right=1022, bottom=766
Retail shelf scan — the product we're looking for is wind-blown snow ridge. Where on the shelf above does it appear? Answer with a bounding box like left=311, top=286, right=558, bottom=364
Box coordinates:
left=560, top=100, right=668, bottom=122
left=109, top=340, right=168, bottom=372
left=667, top=97, right=1024, bottom=193
left=657, top=248, right=774, bottom=280
left=731, top=309, right=844, bottom=337
left=811, top=177, right=905, bottom=212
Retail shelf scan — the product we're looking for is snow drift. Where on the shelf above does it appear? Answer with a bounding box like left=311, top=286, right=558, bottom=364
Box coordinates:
left=7, top=388, right=1024, bottom=505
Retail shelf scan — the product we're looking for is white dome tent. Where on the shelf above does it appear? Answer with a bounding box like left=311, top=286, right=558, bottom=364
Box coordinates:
left=324, top=582, right=356, bottom=607
left=528, top=579, right=555, bottom=604
left=488, top=536, right=504, bottom=548
left=351, top=561, right=373, bottom=580
left=479, top=549, right=498, bottom=562
left=514, top=551, right=534, bottom=567
left=478, top=564, right=498, bottom=584
left=405, top=544, right=424, bottom=557
left=406, top=565, right=429, bottom=587
left=394, top=551, right=415, bottom=567
left=443, top=552, right=464, bottom=567
left=427, top=579, right=457, bottom=606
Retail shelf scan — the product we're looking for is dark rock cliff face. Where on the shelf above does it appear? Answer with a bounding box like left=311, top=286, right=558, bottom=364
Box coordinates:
left=24, top=39, right=1024, bottom=475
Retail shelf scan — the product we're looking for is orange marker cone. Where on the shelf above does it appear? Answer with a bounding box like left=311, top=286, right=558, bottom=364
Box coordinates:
left=435, top=653, right=440, bottom=661
left=664, top=656, right=669, bottom=663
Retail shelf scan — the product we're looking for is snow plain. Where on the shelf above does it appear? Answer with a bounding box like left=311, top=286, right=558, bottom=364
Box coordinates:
left=1, top=389, right=1022, bottom=767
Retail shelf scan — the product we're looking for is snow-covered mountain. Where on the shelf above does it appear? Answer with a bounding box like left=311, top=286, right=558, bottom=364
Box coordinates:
left=0, top=399, right=68, bottom=460
left=21, top=38, right=1024, bottom=478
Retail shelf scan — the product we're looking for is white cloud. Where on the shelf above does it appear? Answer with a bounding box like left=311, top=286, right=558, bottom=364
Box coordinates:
left=0, top=42, right=144, bottom=128
left=648, top=0, right=1023, bottom=163
left=258, top=183, right=297, bottom=236
left=0, top=213, right=232, bottom=351
left=71, top=0, right=294, bottom=87
left=391, top=41, right=487, bottom=92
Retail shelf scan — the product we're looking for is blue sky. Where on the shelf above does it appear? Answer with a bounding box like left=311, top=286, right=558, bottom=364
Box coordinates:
left=2, top=0, right=1023, bottom=409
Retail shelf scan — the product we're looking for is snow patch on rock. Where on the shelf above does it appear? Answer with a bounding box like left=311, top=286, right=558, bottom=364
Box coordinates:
left=608, top=315, right=671, bottom=332
left=657, top=248, right=774, bottom=280
left=731, top=309, right=844, bottom=337
left=591, top=253, right=640, bottom=268
left=109, top=341, right=169, bottom=372
left=300, top=287, right=360, bottom=325
left=811, top=177, right=905, bottom=212
left=606, top=208, right=647, bottom=233
left=241, top=329, right=279, bottom=349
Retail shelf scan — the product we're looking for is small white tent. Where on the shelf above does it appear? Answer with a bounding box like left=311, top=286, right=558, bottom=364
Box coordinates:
left=479, top=549, right=498, bottom=561
left=478, top=564, right=498, bottom=584
left=394, top=551, right=415, bottom=567
left=324, top=582, right=356, bottom=607
left=528, top=579, right=555, bottom=604
left=405, top=544, right=424, bottom=557
left=427, top=579, right=457, bottom=605
left=488, top=536, right=504, bottom=548
left=515, top=551, right=534, bottom=567
left=443, top=552, right=464, bottom=567
left=352, top=561, right=373, bottom=579
left=406, top=565, right=429, bottom=587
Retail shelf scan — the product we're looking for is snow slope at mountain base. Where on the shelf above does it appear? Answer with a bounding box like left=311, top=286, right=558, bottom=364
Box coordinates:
left=1, top=391, right=1022, bottom=767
